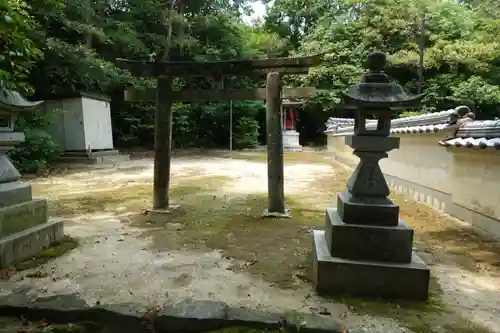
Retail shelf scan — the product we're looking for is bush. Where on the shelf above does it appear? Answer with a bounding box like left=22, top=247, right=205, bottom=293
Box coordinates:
left=8, top=108, right=61, bottom=173
left=112, top=100, right=264, bottom=150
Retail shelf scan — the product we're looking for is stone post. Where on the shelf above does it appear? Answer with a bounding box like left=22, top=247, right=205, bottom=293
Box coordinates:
left=152, top=76, right=178, bottom=211
left=263, top=72, right=288, bottom=217
left=311, top=52, right=430, bottom=300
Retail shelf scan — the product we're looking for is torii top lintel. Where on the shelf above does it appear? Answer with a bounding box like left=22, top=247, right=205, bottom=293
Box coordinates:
left=116, top=54, right=324, bottom=77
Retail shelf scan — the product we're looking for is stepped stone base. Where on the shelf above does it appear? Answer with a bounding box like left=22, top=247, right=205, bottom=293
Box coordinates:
left=0, top=181, right=33, bottom=207
left=0, top=198, right=48, bottom=237
left=312, top=229, right=430, bottom=300
left=337, top=191, right=399, bottom=226
left=58, top=150, right=130, bottom=165
left=325, top=208, right=413, bottom=263
left=0, top=220, right=64, bottom=268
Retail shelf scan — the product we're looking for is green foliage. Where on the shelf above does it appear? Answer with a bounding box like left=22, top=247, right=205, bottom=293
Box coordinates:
left=266, top=0, right=500, bottom=119
left=113, top=100, right=263, bottom=149
left=0, top=0, right=43, bottom=92
left=4, top=0, right=500, bottom=173
left=8, top=109, right=61, bottom=173
left=399, top=110, right=426, bottom=118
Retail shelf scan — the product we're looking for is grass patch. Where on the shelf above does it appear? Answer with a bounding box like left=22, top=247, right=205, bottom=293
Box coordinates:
left=32, top=151, right=500, bottom=333
left=391, top=191, right=500, bottom=273
left=0, top=318, right=99, bottom=333
left=48, top=175, right=231, bottom=217
left=133, top=192, right=324, bottom=288
left=15, top=236, right=79, bottom=271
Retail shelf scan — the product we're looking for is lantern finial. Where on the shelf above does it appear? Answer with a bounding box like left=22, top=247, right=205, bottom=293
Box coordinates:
left=366, top=51, right=386, bottom=73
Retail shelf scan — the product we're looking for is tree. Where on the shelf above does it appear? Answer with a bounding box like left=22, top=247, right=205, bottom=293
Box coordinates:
left=0, top=0, right=43, bottom=92
left=289, top=0, right=500, bottom=118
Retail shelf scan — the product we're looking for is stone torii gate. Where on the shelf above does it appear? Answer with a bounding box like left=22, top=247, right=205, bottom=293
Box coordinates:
left=117, top=55, right=323, bottom=215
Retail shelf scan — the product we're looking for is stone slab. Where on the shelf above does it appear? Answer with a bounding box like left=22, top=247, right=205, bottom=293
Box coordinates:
left=283, top=311, right=345, bottom=333
left=325, top=208, right=413, bottom=263
left=147, top=203, right=181, bottom=215
left=312, top=230, right=430, bottom=300
left=226, top=307, right=282, bottom=330
left=0, top=294, right=348, bottom=333
left=0, top=198, right=47, bottom=237
left=262, top=208, right=292, bottom=218
left=337, top=191, right=399, bottom=226
left=62, top=149, right=120, bottom=157
left=0, top=180, right=32, bottom=207
left=0, top=219, right=64, bottom=268
left=58, top=151, right=130, bottom=165
left=156, top=298, right=228, bottom=332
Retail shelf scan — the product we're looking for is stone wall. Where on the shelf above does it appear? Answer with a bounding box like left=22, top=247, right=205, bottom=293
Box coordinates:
left=327, top=128, right=500, bottom=237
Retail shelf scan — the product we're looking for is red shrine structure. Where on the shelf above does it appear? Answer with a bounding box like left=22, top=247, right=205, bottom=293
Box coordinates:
left=281, top=99, right=303, bottom=150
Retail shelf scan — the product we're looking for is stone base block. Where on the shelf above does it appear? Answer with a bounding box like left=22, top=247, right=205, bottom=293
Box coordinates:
left=0, top=181, right=32, bottom=207
left=312, top=230, right=430, bottom=300
left=58, top=150, right=130, bottom=165
left=337, top=191, right=399, bottom=226
left=261, top=208, right=292, bottom=218
left=325, top=208, right=413, bottom=263
left=147, top=203, right=181, bottom=215
left=283, top=130, right=302, bottom=150
left=0, top=199, right=48, bottom=238
left=0, top=220, right=64, bottom=268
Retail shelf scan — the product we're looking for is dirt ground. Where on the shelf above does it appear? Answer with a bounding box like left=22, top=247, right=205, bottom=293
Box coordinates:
left=2, top=151, right=500, bottom=333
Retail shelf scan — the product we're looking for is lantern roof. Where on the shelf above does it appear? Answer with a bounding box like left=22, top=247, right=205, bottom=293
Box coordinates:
left=0, top=89, right=43, bottom=112
left=342, top=51, right=425, bottom=108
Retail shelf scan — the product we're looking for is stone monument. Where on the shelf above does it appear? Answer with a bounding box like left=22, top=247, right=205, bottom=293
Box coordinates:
left=0, top=89, right=64, bottom=268
left=312, top=51, right=430, bottom=299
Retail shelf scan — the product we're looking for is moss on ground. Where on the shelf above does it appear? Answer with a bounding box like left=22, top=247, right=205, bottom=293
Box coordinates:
left=0, top=317, right=98, bottom=333
left=15, top=236, right=79, bottom=271
left=35, top=151, right=500, bottom=333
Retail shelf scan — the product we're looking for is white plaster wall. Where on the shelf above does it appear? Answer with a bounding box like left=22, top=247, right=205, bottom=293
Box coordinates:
left=451, top=150, right=500, bottom=220
left=81, top=97, right=114, bottom=150
left=327, top=130, right=500, bottom=223
left=380, top=133, right=454, bottom=195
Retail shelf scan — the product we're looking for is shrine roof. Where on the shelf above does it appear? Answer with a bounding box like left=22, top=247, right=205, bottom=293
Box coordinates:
left=282, top=99, right=304, bottom=107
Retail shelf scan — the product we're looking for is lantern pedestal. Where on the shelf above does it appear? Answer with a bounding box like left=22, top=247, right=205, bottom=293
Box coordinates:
left=0, top=90, right=64, bottom=269
left=311, top=135, right=430, bottom=300
left=311, top=51, right=430, bottom=299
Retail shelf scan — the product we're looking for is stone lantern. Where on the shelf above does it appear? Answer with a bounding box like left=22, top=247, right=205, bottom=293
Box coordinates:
left=0, top=89, right=64, bottom=269
left=312, top=52, right=430, bottom=299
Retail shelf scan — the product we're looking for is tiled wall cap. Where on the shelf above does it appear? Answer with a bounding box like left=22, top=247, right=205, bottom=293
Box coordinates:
left=455, top=120, right=500, bottom=139
left=439, top=137, right=500, bottom=149
left=324, top=106, right=490, bottom=136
